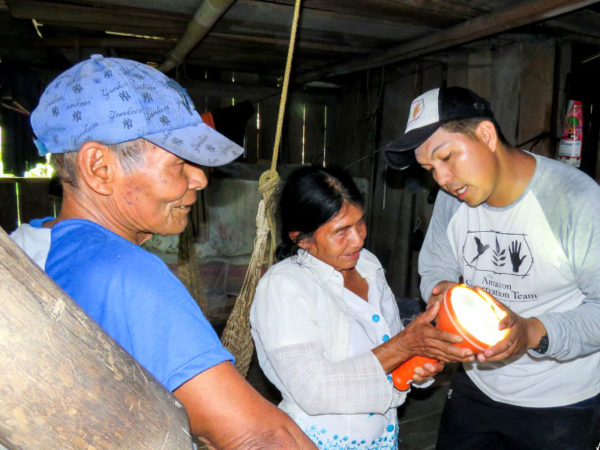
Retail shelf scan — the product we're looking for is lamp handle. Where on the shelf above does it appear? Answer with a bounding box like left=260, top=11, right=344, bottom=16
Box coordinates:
left=391, top=355, right=437, bottom=391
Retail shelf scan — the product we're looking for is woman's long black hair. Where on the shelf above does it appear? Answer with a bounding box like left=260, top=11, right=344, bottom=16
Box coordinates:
left=276, top=165, right=364, bottom=261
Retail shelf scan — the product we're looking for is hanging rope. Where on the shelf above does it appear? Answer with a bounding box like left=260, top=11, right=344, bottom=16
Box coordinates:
left=220, top=0, right=303, bottom=376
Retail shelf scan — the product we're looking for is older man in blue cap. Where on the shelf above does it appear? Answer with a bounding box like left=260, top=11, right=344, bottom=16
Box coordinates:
left=25, top=54, right=315, bottom=449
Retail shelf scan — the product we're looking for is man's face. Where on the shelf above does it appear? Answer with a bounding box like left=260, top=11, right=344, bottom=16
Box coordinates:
left=300, top=202, right=367, bottom=273
left=415, top=125, right=498, bottom=207
left=113, top=141, right=208, bottom=244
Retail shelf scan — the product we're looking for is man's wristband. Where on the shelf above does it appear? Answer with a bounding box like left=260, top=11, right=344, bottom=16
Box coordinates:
left=533, top=333, right=549, bottom=354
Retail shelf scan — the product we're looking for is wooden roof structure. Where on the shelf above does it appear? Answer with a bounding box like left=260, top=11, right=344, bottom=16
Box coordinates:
left=2, top=0, right=600, bottom=84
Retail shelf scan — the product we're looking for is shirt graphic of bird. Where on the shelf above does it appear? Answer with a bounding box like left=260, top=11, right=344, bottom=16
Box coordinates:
left=470, top=236, right=490, bottom=264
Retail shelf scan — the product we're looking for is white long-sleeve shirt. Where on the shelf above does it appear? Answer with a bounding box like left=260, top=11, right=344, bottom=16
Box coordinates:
left=251, top=249, right=408, bottom=449
left=10, top=216, right=54, bottom=269
left=419, top=153, right=600, bottom=407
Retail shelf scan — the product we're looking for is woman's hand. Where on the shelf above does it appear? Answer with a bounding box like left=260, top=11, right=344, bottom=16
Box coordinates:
left=401, top=301, right=475, bottom=363
left=412, top=360, right=445, bottom=382
left=372, top=300, right=474, bottom=374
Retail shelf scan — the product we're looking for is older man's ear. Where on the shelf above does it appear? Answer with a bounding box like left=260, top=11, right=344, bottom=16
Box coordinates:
left=76, top=142, right=116, bottom=196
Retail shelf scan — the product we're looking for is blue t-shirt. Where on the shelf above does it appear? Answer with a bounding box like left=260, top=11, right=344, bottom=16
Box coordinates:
left=30, top=216, right=55, bottom=228
left=45, top=219, right=233, bottom=391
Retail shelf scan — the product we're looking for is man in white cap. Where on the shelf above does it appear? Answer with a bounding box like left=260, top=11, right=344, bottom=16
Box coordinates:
left=28, top=54, right=315, bottom=449
left=383, top=86, right=600, bottom=449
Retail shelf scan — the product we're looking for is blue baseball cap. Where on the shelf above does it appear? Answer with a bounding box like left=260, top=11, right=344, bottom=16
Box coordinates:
left=30, top=54, right=244, bottom=167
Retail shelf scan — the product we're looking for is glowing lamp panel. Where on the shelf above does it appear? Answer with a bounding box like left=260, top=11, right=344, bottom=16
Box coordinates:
left=450, top=287, right=508, bottom=346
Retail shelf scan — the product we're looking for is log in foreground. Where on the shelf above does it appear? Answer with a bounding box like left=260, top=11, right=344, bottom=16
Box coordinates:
left=0, top=226, right=192, bottom=449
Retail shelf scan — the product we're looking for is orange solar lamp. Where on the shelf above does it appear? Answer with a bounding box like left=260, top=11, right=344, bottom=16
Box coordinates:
left=392, top=284, right=509, bottom=391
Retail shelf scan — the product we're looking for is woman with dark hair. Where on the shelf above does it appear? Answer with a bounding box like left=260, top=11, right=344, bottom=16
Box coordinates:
left=250, top=165, right=472, bottom=449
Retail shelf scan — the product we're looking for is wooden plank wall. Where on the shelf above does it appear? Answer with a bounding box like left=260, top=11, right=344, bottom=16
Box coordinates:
left=516, top=39, right=557, bottom=157
left=192, top=80, right=340, bottom=169
left=261, top=90, right=340, bottom=168
left=0, top=179, right=58, bottom=234
left=327, top=73, right=375, bottom=177
left=0, top=181, right=18, bottom=233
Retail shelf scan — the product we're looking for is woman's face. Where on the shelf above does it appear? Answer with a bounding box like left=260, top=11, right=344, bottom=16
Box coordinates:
left=300, top=202, right=366, bottom=272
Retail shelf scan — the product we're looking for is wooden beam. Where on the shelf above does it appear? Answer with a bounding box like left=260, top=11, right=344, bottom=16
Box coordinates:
left=5, top=0, right=187, bottom=33
left=39, top=37, right=176, bottom=49
left=295, top=0, right=600, bottom=84
left=184, top=79, right=338, bottom=105
left=544, top=10, right=600, bottom=40
left=229, top=0, right=431, bottom=43
left=268, top=0, right=481, bottom=27
left=159, top=0, right=236, bottom=72
left=185, top=79, right=277, bottom=101
left=209, top=31, right=374, bottom=54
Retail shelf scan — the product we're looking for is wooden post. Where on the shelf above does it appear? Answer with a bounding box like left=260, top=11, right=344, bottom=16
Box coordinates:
left=0, top=226, right=192, bottom=449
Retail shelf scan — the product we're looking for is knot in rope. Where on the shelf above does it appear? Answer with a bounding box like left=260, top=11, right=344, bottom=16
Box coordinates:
left=258, top=169, right=280, bottom=196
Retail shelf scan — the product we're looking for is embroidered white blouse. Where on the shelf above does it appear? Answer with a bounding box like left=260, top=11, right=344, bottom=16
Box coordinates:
left=250, top=248, right=408, bottom=449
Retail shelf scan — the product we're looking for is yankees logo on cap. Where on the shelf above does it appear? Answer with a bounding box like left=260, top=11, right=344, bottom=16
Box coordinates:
left=31, top=54, right=244, bottom=167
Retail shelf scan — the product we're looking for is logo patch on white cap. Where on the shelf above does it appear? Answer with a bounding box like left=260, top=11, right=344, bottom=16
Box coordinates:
left=405, top=88, right=440, bottom=133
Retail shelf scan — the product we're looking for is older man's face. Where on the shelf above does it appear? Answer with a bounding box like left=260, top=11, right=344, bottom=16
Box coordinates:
left=112, top=141, right=207, bottom=244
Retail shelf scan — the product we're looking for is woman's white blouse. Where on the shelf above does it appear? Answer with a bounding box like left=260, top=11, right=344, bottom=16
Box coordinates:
left=250, top=249, right=408, bottom=449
